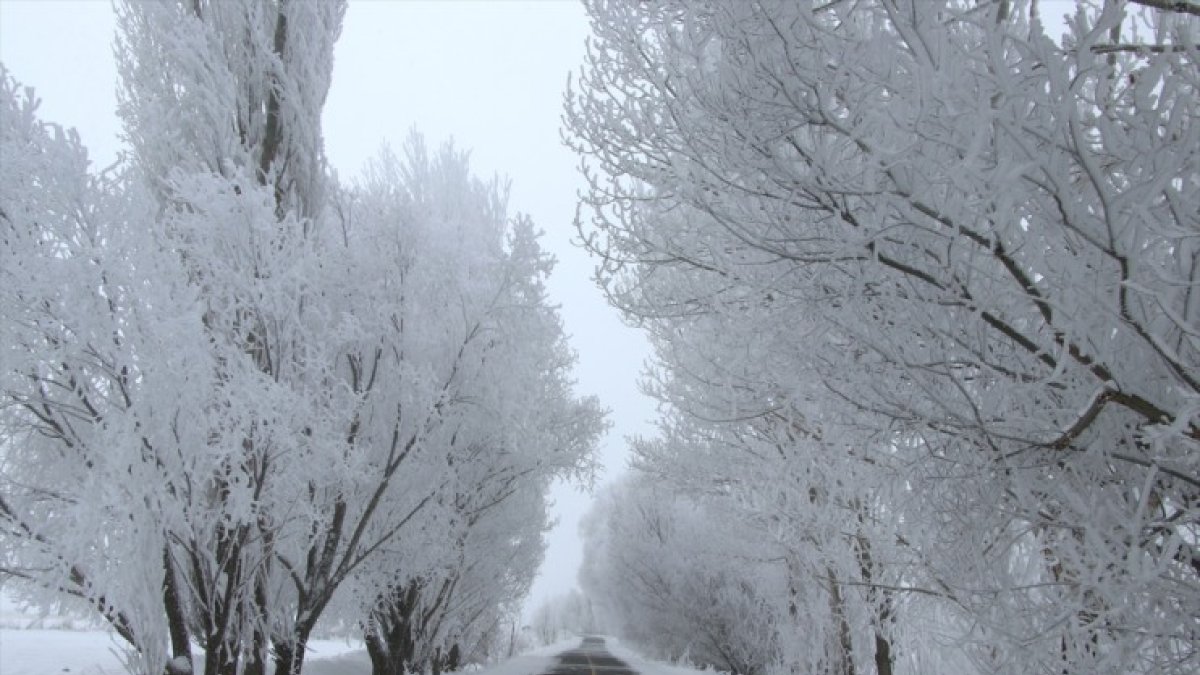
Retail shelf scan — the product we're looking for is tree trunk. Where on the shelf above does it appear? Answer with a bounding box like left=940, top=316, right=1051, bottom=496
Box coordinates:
left=162, top=547, right=194, bottom=675
left=365, top=626, right=412, bottom=675
left=244, top=647, right=266, bottom=675
left=363, top=581, right=423, bottom=675
left=852, top=523, right=893, bottom=675
left=873, top=633, right=893, bottom=675
left=826, top=568, right=856, bottom=675
left=273, top=624, right=314, bottom=675
left=243, top=568, right=272, bottom=675
left=204, top=640, right=239, bottom=675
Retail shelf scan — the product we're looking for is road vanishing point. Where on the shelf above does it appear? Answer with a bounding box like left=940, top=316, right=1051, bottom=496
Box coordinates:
left=546, top=637, right=636, bottom=675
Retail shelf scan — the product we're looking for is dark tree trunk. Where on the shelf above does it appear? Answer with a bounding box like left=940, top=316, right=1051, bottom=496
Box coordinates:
left=274, top=642, right=297, bottom=675
left=243, top=563, right=273, bottom=675
left=204, top=639, right=240, bottom=675
left=433, top=645, right=461, bottom=675
left=873, top=633, right=893, bottom=675
left=366, top=624, right=414, bottom=675
left=244, top=647, right=266, bottom=675
left=273, top=623, right=316, bottom=675
left=852, top=523, right=893, bottom=675
left=826, top=568, right=856, bottom=675
left=162, top=547, right=194, bottom=675
left=365, top=581, right=422, bottom=675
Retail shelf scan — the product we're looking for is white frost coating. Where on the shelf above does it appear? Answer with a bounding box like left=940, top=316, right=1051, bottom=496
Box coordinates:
left=1, top=2, right=603, bottom=674
left=115, top=0, right=344, bottom=219
left=568, top=1, right=1200, bottom=674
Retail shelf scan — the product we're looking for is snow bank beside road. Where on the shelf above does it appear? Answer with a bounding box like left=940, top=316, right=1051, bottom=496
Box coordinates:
left=0, top=631, right=360, bottom=675
left=303, top=639, right=576, bottom=675
left=0, top=630, right=578, bottom=675
left=604, top=638, right=723, bottom=675
left=0, top=629, right=360, bottom=672
left=2, top=629, right=127, bottom=675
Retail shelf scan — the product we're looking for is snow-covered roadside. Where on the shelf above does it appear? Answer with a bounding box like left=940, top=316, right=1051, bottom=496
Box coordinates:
left=300, top=637, right=580, bottom=675
left=604, top=638, right=722, bottom=675
left=0, top=630, right=580, bottom=675
left=2, top=629, right=128, bottom=675
left=0, top=631, right=358, bottom=675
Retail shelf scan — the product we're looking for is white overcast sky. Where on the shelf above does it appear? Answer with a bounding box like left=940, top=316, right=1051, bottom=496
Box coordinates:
left=0, top=0, right=655, bottom=619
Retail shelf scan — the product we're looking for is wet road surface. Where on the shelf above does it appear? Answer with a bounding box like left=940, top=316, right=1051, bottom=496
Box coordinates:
left=544, top=636, right=636, bottom=675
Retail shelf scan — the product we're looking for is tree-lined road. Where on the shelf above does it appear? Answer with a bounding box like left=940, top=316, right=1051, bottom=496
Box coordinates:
left=547, top=637, right=636, bottom=675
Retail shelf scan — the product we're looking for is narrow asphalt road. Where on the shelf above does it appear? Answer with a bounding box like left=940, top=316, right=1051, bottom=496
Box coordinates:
left=545, top=636, right=636, bottom=675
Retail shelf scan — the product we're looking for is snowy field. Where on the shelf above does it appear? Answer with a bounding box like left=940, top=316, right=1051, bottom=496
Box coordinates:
left=0, top=632, right=602, bottom=675
left=0, top=630, right=365, bottom=675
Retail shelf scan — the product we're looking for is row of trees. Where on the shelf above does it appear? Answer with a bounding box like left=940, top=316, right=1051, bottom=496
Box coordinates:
left=571, top=1, right=1197, bottom=674
left=580, top=478, right=783, bottom=673
left=527, top=588, right=600, bottom=645
left=0, top=2, right=603, bottom=675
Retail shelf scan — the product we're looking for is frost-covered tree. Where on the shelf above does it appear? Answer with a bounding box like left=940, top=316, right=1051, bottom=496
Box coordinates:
left=580, top=477, right=783, bottom=674
left=0, top=67, right=189, bottom=675
left=528, top=589, right=600, bottom=646
left=2, top=2, right=602, bottom=675
left=568, top=1, right=1199, bottom=673
left=104, top=3, right=351, bottom=672
left=336, top=141, right=604, bottom=675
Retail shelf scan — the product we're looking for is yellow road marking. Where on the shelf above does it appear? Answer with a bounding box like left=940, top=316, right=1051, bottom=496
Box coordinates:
left=584, top=649, right=596, bottom=675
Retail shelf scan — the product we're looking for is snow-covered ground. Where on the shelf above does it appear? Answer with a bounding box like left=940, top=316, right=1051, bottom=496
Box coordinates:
left=297, top=637, right=580, bottom=675
left=0, top=629, right=709, bottom=675
left=0, top=630, right=365, bottom=675
left=0, top=631, right=583, bottom=675
left=604, top=639, right=717, bottom=675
